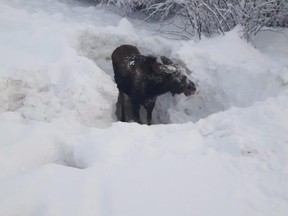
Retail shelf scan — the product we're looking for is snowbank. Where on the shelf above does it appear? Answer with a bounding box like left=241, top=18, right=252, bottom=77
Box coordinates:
left=0, top=1, right=117, bottom=127
left=0, top=0, right=288, bottom=215
left=154, top=29, right=287, bottom=123
left=1, top=92, right=288, bottom=215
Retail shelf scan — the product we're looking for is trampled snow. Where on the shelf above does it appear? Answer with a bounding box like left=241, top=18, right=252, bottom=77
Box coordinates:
left=0, top=0, right=288, bottom=215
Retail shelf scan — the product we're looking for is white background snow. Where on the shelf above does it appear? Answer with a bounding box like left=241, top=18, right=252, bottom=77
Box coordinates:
left=0, top=0, right=288, bottom=215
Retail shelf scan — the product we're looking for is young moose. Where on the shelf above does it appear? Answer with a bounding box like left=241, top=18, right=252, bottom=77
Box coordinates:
left=112, top=44, right=196, bottom=125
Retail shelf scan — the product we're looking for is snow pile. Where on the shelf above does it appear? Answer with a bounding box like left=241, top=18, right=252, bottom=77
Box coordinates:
left=0, top=1, right=117, bottom=127
left=1, top=93, right=288, bottom=216
left=154, top=29, right=288, bottom=123
left=0, top=0, right=288, bottom=215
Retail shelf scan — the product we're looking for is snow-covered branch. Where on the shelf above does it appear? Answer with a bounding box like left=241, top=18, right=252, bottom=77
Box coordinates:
left=94, top=0, right=288, bottom=40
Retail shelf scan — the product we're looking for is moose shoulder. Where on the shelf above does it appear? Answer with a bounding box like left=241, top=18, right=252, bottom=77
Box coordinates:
left=112, top=44, right=196, bottom=125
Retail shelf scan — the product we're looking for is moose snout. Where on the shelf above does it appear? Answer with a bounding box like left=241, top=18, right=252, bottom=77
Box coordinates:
left=184, top=81, right=196, bottom=96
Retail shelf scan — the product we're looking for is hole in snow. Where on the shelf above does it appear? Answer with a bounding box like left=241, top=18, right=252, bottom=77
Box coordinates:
left=77, top=31, right=287, bottom=125
left=55, top=144, right=87, bottom=169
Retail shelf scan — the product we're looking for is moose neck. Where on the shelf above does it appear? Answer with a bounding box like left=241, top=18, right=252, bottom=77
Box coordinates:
left=147, top=74, right=174, bottom=97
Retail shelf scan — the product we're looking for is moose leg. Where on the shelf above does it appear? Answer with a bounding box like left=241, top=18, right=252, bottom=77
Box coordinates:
left=144, top=100, right=156, bottom=125
left=131, top=100, right=141, bottom=124
left=118, top=91, right=126, bottom=122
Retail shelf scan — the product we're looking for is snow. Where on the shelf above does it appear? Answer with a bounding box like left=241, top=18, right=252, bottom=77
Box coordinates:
left=0, top=0, right=288, bottom=215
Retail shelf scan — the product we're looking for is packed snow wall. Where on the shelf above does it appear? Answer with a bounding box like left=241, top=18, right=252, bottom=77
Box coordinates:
left=1, top=0, right=288, bottom=127
left=77, top=22, right=288, bottom=124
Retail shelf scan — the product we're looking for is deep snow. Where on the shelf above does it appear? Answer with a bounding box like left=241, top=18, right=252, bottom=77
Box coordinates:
left=0, top=0, right=288, bottom=216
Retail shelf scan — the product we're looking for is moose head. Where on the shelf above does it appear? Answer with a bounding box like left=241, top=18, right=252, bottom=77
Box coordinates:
left=156, top=56, right=196, bottom=96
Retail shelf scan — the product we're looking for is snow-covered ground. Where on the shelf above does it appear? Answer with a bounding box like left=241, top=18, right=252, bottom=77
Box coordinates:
left=0, top=0, right=288, bottom=215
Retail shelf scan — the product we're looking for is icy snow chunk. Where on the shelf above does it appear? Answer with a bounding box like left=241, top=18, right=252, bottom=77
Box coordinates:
left=117, top=18, right=136, bottom=35
left=129, top=60, right=135, bottom=66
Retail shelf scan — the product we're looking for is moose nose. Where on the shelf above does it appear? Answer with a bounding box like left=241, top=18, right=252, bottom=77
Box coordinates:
left=185, top=81, right=196, bottom=96
left=188, top=81, right=196, bottom=91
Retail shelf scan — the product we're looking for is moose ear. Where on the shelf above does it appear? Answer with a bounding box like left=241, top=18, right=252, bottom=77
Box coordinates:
left=159, top=64, right=176, bottom=77
left=161, top=56, right=174, bottom=65
left=151, top=62, right=170, bottom=75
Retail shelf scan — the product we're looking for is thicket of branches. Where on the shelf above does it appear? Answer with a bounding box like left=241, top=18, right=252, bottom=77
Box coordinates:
left=94, top=0, right=288, bottom=40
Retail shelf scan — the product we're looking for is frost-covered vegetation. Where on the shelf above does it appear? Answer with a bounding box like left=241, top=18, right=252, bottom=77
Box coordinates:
left=95, top=0, right=288, bottom=39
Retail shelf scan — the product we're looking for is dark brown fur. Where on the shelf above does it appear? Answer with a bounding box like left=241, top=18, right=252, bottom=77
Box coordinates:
left=112, top=44, right=196, bottom=125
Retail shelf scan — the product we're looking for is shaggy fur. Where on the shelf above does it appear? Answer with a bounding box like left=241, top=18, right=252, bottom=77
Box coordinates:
left=112, top=44, right=196, bottom=125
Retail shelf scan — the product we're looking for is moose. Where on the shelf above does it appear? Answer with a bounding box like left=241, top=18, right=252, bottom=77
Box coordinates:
left=112, top=44, right=196, bottom=125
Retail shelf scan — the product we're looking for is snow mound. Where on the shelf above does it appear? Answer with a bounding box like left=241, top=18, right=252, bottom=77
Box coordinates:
left=1, top=91, right=288, bottom=216
left=0, top=1, right=117, bottom=127
left=1, top=0, right=287, bottom=126
left=154, top=29, right=288, bottom=123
